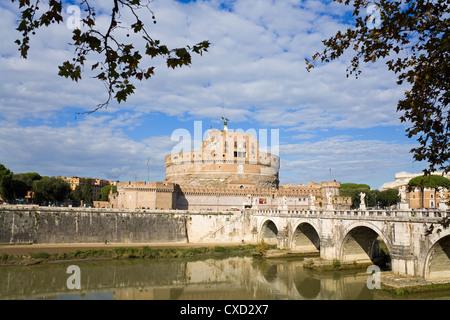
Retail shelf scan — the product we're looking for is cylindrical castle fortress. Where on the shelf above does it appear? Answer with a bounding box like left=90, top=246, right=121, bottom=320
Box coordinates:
left=165, top=128, right=280, bottom=188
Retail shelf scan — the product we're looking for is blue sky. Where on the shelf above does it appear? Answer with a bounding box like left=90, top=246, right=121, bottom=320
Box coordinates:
left=0, top=0, right=428, bottom=189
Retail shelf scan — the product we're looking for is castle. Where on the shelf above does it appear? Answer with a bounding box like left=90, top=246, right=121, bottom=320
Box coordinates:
left=107, top=120, right=351, bottom=211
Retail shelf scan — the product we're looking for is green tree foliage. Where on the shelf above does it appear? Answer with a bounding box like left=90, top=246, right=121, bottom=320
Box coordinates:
left=0, top=164, right=14, bottom=201
left=100, top=184, right=117, bottom=201
left=408, top=174, right=450, bottom=190
left=82, top=180, right=93, bottom=204
left=32, top=177, right=71, bottom=205
left=340, top=186, right=374, bottom=208
left=306, top=0, right=449, bottom=174
left=71, top=184, right=83, bottom=204
left=11, top=0, right=210, bottom=111
left=340, top=183, right=371, bottom=190
left=341, top=184, right=401, bottom=208
left=11, top=172, right=42, bottom=199
left=377, top=189, right=401, bottom=208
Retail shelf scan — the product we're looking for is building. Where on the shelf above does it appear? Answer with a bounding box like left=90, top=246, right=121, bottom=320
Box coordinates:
left=62, top=176, right=111, bottom=200
left=112, top=120, right=351, bottom=211
left=165, top=128, right=279, bottom=189
left=381, top=171, right=449, bottom=209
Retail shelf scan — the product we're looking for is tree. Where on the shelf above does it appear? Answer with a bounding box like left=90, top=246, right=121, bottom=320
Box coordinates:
left=340, top=184, right=376, bottom=208
left=53, top=177, right=71, bottom=203
left=0, top=164, right=14, bottom=202
left=100, top=184, right=117, bottom=201
left=32, top=176, right=71, bottom=205
left=71, top=184, right=83, bottom=205
left=340, top=183, right=371, bottom=190
left=408, top=174, right=450, bottom=208
left=82, top=180, right=93, bottom=205
left=11, top=0, right=210, bottom=111
left=11, top=172, right=42, bottom=199
left=32, top=177, right=53, bottom=205
left=306, top=0, right=449, bottom=174
left=377, top=189, right=401, bottom=208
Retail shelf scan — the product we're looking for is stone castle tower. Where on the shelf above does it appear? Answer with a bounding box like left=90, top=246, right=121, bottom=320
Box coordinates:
left=165, top=125, right=279, bottom=189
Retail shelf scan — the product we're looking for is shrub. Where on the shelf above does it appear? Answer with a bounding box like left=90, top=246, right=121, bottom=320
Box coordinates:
left=30, top=252, right=50, bottom=259
left=332, top=259, right=341, bottom=268
left=213, top=246, right=226, bottom=253
left=255, top=239, right=269, bottom=257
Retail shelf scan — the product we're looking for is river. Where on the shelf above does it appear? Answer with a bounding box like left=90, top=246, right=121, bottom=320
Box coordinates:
left=1, top=255, right=449, bottom=300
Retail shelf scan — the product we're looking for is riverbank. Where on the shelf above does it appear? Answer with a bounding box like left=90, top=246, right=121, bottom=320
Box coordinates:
left=380, top=272, right=450, bottom=295
left=0, top=242, right=259, bottom=266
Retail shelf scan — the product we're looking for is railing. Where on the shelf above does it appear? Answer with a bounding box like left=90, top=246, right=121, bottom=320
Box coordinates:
left=0, top=204, right=237, bottom=215
left=253, top=208, right=449, bottom=220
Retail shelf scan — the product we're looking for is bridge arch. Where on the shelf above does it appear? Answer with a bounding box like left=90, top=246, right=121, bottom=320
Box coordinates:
left=424, top=229, right=450, bottom=280
left=259, top=219, right=278, bottom=244
left=290, top=222, right=320, bottom=253
left=339, top=222, right=392, bottom=268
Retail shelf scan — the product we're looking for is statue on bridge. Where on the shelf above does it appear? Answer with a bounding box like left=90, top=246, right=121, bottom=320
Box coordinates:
left=399, top=186, right=407, bottom=202
left=399, top=186, right=410, bottom=210
left=359, top=192, right=366, bottom=210
left=326, top=192, right=334, bottom=210
left=309, top=194, right=316, bottom=210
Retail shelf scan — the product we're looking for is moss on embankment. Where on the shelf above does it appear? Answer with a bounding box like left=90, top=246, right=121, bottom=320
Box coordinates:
left=0, top=244, right=258, bottom=266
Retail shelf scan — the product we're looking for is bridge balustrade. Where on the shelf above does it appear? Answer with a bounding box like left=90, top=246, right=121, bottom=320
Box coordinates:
left=253, top=208, right=449, bottom=221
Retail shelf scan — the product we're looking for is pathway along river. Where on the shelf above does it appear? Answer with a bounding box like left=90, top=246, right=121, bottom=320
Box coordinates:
left=1, top=255, right=450, bottom=300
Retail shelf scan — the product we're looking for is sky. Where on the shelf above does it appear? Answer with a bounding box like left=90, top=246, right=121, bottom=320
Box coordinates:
left=0, top=0, right=429, bottom=190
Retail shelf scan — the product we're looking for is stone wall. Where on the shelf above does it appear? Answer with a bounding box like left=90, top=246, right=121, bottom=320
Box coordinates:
left=0, top=206, right=254, bottom=245
left=0, top=207, right=187, bottom=244
left=164, top=157, right=280, bottom=188
left=116, top=181, right=176, bottom=210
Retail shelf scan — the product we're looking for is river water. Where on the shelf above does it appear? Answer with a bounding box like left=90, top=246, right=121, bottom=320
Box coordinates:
left=1, top=255, right=449, bottom=300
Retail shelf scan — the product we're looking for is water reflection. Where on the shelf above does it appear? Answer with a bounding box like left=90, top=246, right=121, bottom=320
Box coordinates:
left=0, top=257, right=449, bottom=300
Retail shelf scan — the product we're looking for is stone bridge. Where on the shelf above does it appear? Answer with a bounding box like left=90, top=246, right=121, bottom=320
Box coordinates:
left=253, top=208, right=450, bottom=280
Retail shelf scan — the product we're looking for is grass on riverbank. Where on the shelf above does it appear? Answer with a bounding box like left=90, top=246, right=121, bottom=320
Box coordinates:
left=382, top=282, right=450, bottom=295
left=0, top=244, right=260, bottom=266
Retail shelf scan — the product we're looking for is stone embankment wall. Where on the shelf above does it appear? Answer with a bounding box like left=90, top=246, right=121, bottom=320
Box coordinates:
left=0, top=206, right=253, bottom=245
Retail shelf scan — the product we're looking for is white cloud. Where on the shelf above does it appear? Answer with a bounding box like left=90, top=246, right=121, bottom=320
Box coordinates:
left=279, top=136, right=422, bottom=189
left=0, top=0, right=425, bottom=188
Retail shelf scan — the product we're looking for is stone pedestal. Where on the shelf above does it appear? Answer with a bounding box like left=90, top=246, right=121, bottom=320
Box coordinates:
left=399, top=202, right=409, bottom=210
